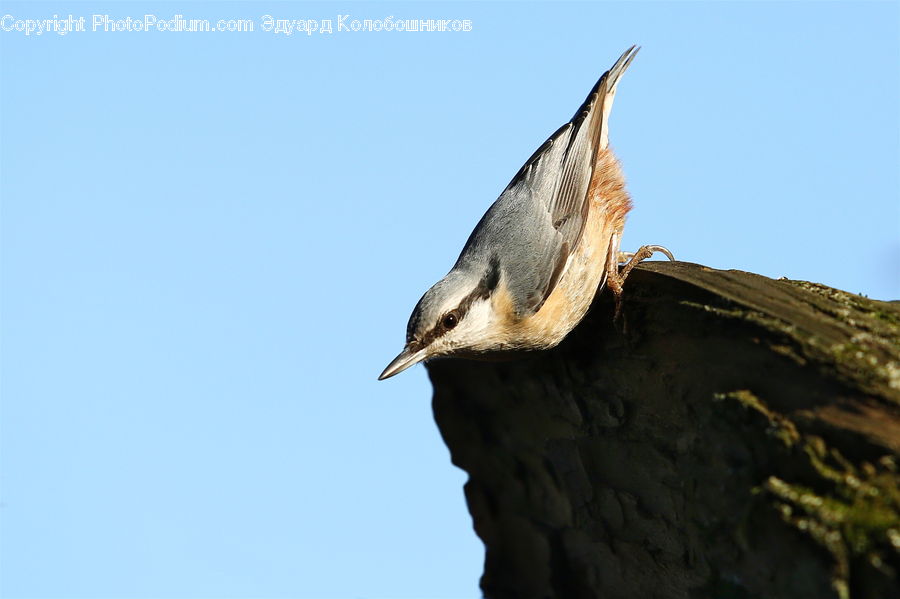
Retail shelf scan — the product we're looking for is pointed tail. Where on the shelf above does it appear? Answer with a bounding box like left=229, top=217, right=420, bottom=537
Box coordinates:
left=569, top=45, right=640, bottom=155
left=597, top=45, right=639, bottom=149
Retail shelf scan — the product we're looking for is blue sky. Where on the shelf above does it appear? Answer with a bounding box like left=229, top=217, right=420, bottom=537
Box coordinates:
left=1, top=2, right=897, bottom=598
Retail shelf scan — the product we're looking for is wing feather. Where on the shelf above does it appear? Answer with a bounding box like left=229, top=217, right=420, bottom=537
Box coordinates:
left=480, top=46, right=639, bottom=316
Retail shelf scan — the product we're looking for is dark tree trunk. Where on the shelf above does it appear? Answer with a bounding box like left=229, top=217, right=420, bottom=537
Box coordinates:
left=428, top=261, right=900, bottom=599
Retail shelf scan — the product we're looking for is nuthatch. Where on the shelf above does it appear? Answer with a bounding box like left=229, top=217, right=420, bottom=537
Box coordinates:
left=379, top=46, right=673, bottom=380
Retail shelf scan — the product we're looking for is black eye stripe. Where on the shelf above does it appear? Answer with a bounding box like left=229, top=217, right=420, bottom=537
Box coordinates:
left=417, top=261, right=501, bottom=346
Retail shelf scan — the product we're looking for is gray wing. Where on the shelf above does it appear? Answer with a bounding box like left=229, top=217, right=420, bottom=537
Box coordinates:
left=466, top=46, right=638, bottom=317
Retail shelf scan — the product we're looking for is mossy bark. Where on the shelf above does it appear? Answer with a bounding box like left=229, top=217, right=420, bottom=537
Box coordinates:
left=427, top=261, right=900, bottom=599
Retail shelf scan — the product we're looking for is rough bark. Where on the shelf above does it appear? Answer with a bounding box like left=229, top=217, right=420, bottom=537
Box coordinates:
left=427, top=261, right=900, bottom=599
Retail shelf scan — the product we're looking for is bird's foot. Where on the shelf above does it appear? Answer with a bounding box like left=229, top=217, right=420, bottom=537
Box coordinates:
left=609, top=244, right=675, bottom=322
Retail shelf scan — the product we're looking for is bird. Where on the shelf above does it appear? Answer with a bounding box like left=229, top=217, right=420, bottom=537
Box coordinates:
left=379, top=45, right=673, bottom=381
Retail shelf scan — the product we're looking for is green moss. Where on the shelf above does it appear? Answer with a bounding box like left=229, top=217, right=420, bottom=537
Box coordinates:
left=681, top=301, right=798, bottom=337
left=714, top=390, right=800, bottom=448
left=785, top=279, right=900, bottom=334
left=717, top=390, right=900, bottom=598
left=685, top=283, right=900, bottom=399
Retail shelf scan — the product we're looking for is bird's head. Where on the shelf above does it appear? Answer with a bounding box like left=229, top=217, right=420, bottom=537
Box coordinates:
left=379, top=261, right=501, bottom=380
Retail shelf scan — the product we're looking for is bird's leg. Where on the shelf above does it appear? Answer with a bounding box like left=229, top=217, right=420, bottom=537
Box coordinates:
left=605, top=234, right=626, bottom=321
left=608, top=243, right=675, bottom=321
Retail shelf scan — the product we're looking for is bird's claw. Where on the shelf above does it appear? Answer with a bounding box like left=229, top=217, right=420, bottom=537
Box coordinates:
left=617, top=245, right=674, bottom=265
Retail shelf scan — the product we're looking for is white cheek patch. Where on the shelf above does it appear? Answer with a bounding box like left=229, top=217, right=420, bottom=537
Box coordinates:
left=445, top=299, right=496, bottom=352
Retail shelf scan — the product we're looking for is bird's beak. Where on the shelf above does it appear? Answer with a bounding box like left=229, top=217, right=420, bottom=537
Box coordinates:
left=378, top=345, right=427, bottom=380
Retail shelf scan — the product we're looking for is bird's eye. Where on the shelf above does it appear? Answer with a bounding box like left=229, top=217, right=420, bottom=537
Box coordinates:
left=442, top=312, right=459, bottom=330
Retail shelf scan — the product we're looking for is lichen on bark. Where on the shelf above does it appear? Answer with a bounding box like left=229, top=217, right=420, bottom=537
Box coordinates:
left=717, top=389, right=899, bottom=599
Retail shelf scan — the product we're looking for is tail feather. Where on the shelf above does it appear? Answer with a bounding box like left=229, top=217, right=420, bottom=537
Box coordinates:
left=565, top=45, right=639, bottom=167
left=597, top=45, right=639, bottom=150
